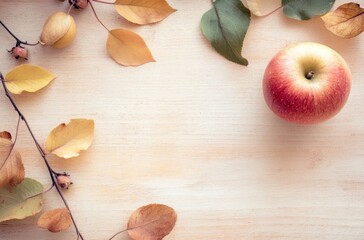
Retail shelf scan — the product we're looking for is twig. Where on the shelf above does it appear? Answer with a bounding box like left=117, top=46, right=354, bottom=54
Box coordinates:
left=0, top=21, right=40, bottom=46
left=88, top=0, right=110, bottom=32
left=0, top=73, right=84, bottom=240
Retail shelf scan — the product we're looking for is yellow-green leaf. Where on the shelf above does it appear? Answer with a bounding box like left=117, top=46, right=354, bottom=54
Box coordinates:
left=4, top=64, right=56, bottom=94
left=0, top=137, right=25, bottom=191
left=107, top=29, right=155, bottom=66
left=321, top=2, right=364, bottom=39
left=0, top=178, right=43, bottom=222
left=45, top=119, right=94, bottom=159
left=38, top=208, right=71, bottom=233
left=115, top=0, right=176, bottom=25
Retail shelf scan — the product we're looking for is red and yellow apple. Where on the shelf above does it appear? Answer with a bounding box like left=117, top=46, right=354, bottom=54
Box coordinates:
left=263, top=42, right=351, bottom=124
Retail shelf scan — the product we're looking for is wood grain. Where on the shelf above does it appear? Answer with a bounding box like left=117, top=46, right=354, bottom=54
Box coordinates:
left=0, top=0, right=364, bottom=239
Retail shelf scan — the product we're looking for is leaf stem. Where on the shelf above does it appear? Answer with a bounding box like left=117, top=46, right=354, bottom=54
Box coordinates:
left=0, top=115, right=20, bottom=171
left=0, top=73, right=84, bottom=240
left=88, top=0, right=110, bottom=32
left=0, top=21, right=40, bottom=46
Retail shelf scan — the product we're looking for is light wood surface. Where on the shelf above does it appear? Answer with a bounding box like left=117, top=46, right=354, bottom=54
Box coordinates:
left=1, top=0, right=364, bottom=239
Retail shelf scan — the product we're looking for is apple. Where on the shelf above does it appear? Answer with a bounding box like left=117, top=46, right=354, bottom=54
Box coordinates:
left=263, top=42, right=351, bottom=124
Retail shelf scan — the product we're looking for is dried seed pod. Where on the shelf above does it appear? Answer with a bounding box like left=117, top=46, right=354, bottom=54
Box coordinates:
left=9, top=46, right=28, bottom=60
left=40, top=12, right=76, bottom=48
left=56, top=174, right=73, bottom=189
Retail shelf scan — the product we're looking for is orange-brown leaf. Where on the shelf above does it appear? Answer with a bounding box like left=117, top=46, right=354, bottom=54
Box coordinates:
left=107, top=29, right=155, bottom=66
left=321, top=2, right=364, bottom=38
left=0, top=131, right=12, bottom=141
left=37, top=208, right=71, bottom=233
left=0, top=138, right=25, bottom=191
left=127, top=204, right=177, bottom=240
left=115, top=0, right=176, bottom=25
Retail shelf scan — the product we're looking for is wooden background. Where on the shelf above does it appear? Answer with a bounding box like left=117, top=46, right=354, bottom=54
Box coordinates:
left=1, top=0, right=364, bottom=239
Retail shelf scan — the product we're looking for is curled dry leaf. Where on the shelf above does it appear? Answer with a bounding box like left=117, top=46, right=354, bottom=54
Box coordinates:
left=45, top=119, right=94, bottom=159
left=4, top=64, right=56, bottom=94
left=114, top=0, right=176, bottom=25
left=201, top=0, right=251, bottom=66
left=128, top=204, right=177, bottom=240
left=0, top=137, right=25, bottom=191
left=40, top=11, right=77, bottom=48
left=107, top=29, right=155, bottom=66
left=321, top=2, right=364, bottom=39
left=245, top=0, right=281, bottom=16
left=37, top=208, right=71, bottom=233
left=0, top=178, right=43, bottom=222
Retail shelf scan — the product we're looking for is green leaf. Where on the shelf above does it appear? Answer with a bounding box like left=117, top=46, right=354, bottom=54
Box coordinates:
left=282, top=0, right=335, bottom=20
left=200, top=0, right=251, bottom=66
left=0, top=178, right=43, bottom=222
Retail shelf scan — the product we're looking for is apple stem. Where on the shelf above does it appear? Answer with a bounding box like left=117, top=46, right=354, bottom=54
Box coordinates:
left=306, top=71, right=315, bottom=80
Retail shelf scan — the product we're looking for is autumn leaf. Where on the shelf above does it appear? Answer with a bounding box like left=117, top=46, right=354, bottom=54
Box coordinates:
left=45, top=119, right=94, bottom=159
left=0, top=136, right=25, bottom=191
left=37, top=208, right=71, bottom=233
left=201, top=0, right=251, bottom=66
left=0, top=178, right=43, bottom=222
left=128, top=204, right=177, bottom=240
left=107, top=29, right=155, bottom=66
left=245, top=0, right=281, bottom=16
left=115, top=0, right=176, bottom=25
left=321, top=2, right=364, bottom=38
left=4, top=64, right=56, bottom=94
left=282, top=0, right=335, bottom=20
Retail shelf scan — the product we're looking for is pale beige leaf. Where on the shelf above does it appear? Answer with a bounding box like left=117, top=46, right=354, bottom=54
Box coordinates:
left=246, top=0, right=281, bottom=16
left=0, top=131, right=12, bottom=140
left=115, top=0, right=176, bottom=25
left=37, top=208, right=71, bottom=233
left=40, top=11, right=74, bottom=46
left=107, top=29, right=155, bottom=66
left=128, top=204, right=177, bottom=240
left=0, top=178, right=43, bottom=223
left=0, top=138, right=25, bottom=191
left=4, top=64, right=56, bottom=94
left=321, top=2, right=364, bottom=38
left=45, top=119, right=94, bottom=159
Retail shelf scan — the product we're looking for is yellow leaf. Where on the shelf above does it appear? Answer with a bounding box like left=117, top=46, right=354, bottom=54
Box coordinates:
left=321, top=3, right=364, bottom=39
left=4, top=64, right=56, bottom=94
left=45, top=119, right=94, bottom=159
left=128, top=204, right=177, bottom=240
left=245, top=0, right=281, bottom=16
left=37, top=208, right=71, bottom=233
left=115, top=0, right=176, bottom=25
left=107, top=29, right=155, bottom=66
left=0, top=138, right=25, bottom=191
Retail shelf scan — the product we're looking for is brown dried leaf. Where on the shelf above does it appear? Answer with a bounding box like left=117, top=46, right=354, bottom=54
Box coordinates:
left=0, top=131, right=12, bottom=141
left=128, top=204, right=177, bottom=240
left=0, top=138, right=25, bottom=191
left=321, top=2, right=364, bottom=38
left=114, top=0, right=176, bottom=25
left=37, top=208, right=71, bottom=233
left=107, top=29, right=155, bottom=66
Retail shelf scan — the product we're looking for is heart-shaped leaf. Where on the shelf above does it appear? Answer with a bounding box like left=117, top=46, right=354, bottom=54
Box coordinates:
left=201, top=0, right=251, bottom=66
left=4, top=64, right=56, bottom=94
left=0, top=136, right=25, bottom=191
left=107, top=29, right=155, bottom=66
left=115, top=0, right=176, bottom=25
left=128, top=204, right=177, bottom=240
left=282, top=0, right=335, bottom=20
left=0, top=178, right=43, bottom=222
left=38, top=208, right=71, bottom=233
left=45, top=119, right=94, bottom=159
left=246, top=0, right=281, bottom=16
left=321, top=2, right=364, bottom=38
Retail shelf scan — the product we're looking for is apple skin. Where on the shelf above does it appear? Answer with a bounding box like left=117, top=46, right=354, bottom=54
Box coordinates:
left=263, top=42, right=351, bottom=124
